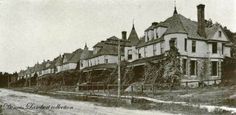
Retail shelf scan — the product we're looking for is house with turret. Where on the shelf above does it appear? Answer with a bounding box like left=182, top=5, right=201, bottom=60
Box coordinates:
left=124, top=4, right=232, bottom=87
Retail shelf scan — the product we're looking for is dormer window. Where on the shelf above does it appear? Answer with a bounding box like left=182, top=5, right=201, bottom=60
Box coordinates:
left=218, top=31, right=222, bottom=37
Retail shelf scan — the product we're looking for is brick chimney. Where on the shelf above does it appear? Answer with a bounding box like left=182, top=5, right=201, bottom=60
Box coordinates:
left=197, top=4, right=206, bottom=37
left=122, top=31, right=127, bottom=40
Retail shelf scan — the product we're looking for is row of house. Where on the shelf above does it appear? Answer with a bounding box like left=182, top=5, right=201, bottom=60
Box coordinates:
left=17, top=48, right=83, bottom=80
left=17, top=4, right=234, bottom=86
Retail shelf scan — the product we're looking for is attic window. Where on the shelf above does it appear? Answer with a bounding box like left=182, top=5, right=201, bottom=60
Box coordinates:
left=218, top=31, right=222, bottom=37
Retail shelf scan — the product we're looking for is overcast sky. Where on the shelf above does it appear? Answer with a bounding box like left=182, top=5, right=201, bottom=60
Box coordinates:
left=0, top=0, right=235, bottom=73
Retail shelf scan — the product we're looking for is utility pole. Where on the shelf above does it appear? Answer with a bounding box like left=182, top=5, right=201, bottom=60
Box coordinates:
left=118, top=39, right=121, bottom=99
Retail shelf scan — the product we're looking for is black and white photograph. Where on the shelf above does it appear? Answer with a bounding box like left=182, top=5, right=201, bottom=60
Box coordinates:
left=0, top=0, right=236, bottom=114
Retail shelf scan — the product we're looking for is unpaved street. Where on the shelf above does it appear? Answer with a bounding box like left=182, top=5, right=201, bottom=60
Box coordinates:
left=0, top=88, right=174, bottom=115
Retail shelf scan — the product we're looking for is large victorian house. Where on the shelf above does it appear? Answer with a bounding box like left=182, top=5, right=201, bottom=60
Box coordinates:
left=124, top=4, right=232, bottom=86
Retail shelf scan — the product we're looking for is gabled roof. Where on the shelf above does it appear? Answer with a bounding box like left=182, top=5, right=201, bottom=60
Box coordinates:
left=61, top=53, right=73, bottom=64
left=54, top=55, right=63, bottom=67
left=87, top=36, right=130, bottom=59
left=43, top=60, right=52, bottom=70
left=68, top=48, right=84, bottom=63
left=48, top=55, right=62, bottom=68
left=206, top=24, right=230, bottom=42
left=93, top=41, right=105, bottom=48
left=103, top=36, right=129, bottom=46
left=138, top=13, right=232, bottom=48
left=144, top=14, right=209, bottom=39
left=128, top=25, right=140, bottom=46
left=33, top=63, right=41, bottom=72
left=206, top=24, right=220, bottom=39
left=89, top=44, right=123, bottom=58
left=80, top=45, right=93, bottom=60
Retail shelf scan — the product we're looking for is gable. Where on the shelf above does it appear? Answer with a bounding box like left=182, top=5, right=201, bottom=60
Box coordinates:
left=209, top=27, right=228, bottom=42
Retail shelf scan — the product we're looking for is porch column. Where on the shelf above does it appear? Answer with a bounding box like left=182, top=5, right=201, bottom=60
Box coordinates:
left=218, top=60, right=222, bottom=79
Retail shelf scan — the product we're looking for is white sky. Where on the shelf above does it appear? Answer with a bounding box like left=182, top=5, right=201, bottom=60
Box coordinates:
left=0, top=0, right=235, bottom=73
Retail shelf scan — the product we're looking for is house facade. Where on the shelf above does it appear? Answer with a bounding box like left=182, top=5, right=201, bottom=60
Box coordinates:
left=124, top=4, right=232, bottom=86
left=56, top=49, right=83, bottom=73
left=79, top=30, right=139, bottom=82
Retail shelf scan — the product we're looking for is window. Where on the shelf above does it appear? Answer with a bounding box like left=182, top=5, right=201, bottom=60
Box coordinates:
left=218, top=31, right=222, bottom=37
left=138, top=49, right=141, bottom=58
left=128, top=49, right=132, bottom=60
left=147, top=36, right=149, bottom=42
left=212, top=42, right=217, bottom=54
left=153, top=44, right=156, bottom=55
left=222, top=43, right=224, bottom=54
left=184, top=38, right=187, bottom=51
left=182, top=59, right=187, bottom=75
left=211, top=61, right=218, bottom=76
left=190, top=60, right=197, bottom=75
left=80, top=62, right=83, bottom=67
left=160, top=43, right=163, bottom=54
left=192, top=41, right=196, bottom=53
left=169, top=38, right=177, bottom=49
left=156, top=32, right=159, bottom=38
left=105, top=59, right=108, bottom=63
left=144, top=47, right=147, bottom=57
left=138, top=54, right=141, bottom=58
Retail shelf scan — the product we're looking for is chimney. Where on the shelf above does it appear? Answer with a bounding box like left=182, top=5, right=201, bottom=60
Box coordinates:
left=197, top=4, right=206, bottom=37
left=122, top=31, right=127, bottom=40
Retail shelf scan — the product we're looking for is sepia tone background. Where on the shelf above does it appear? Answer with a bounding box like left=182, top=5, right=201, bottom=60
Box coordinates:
left=0, top=0, right=235, bottom=73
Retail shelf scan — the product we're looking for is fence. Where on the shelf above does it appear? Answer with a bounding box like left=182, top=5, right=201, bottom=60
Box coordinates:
left=60, top=79, right=221, bottom=94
